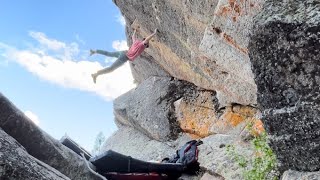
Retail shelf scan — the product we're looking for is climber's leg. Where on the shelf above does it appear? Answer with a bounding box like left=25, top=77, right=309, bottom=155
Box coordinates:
left=90, top=49, right=121, bottom=58
left=91, top=51, right=128, bottom=83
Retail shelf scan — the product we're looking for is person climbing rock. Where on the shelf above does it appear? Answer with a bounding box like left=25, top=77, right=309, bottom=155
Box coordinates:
left=90, top=28, right=158, bottom=84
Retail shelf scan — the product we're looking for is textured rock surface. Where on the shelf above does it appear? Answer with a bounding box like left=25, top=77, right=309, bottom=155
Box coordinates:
left=174, top=91, right=219, bottom=138
left=114, top=76, right=199, bottom=141
left=249, top=0, right=320, bottom=171
left=200, top=172, right=224, bottom=180
left=174, top=92, right=260, bottom=138
left=210, top=105, right=259, bottom=136
left=114, top=0, right=263, bottom=106
left=130, top=54, right=170, bottom=84
left=199, top=0, right=264, bottom=106
left=115, top=76, right=260, bottom=141
left=0, top=128, right=70, bottom=180
left=0, top=93, right=99, bottom=180
left=198, top=134, right=253, bottom=180
left=102, top=127, right=176, bottom=161
left=281, top=170, right=320, bottom=180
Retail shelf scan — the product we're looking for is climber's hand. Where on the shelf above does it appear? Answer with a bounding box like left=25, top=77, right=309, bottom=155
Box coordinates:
left=154, top=28, right=158, bottom=34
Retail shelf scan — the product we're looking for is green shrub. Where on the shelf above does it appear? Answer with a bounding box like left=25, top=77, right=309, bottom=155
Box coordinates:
left=226, top=131, right=278, bottom=180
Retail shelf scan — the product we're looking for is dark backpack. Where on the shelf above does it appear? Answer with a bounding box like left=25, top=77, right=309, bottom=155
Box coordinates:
left=162, top=140, right=203, bottom=171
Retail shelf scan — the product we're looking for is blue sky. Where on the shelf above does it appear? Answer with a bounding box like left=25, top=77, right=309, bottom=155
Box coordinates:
left=0, top=0, right=134, bottom=151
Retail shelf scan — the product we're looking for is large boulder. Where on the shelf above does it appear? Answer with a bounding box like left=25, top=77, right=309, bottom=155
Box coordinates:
left=0, top=93, right=100, bottom=180
left=249, top=0, right=320, bottom=171
left=101, top=127, right=177, bottom=161
left=0, top=128, right=70, bottom=180
left=114, top=76, right=196, bottom=141
left=115, top=76, right=260, bottom=141
left=114, top=0, right=263, bottom=106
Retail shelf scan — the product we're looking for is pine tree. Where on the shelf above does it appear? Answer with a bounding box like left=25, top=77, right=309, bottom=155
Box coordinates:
left=92, top=131, right=105, bottom=156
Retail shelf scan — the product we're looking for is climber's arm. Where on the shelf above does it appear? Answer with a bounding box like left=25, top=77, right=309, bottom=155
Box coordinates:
left=132, top=29, right=137, bottom=42
left=143, top=29, right=158, bottom=44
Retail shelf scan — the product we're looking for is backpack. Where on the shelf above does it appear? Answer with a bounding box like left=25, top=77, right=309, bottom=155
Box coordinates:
left=162, top=140, right=203, bottom=171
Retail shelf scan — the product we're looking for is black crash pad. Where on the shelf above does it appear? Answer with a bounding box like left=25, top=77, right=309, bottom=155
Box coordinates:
left=89, top=150, right=185, bottom=174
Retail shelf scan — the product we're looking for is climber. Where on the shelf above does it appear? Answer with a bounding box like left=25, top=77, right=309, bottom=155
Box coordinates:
left=90, top=28, right=158, bottom=83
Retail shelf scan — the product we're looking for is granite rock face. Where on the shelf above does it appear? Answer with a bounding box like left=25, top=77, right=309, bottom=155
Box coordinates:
left=114, top=0, right=263, bottom=106
left=102, top=127, right=178, bottom=161
left=0, top=93, right=100, bottom=180
left=174, top=91, right=261, bottom=138
left=0, top=128, right=70, bottom=180
left=281, top=170, right=320, bottom=180
left=130, top=54, right=170, bottom=84
left=174, top=90, right=220, bottom=138
left=114, top=76, right=260, bottom=141
left=249, top=0, right=320, bottom=171
left=114, top=76, right=200, bottom=141
left=198, top=134, right=253, bottom=180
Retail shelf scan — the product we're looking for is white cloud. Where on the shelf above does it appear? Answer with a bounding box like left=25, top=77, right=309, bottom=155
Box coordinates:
left=29, top=31, right=66, bottom=51
left=0, top=42, right=16, bottom=67
left=0, top=52, right=8, bottom=67
left=117, top=15, right=126, bottom=26
left=0, top=32, right=135, bottom=101
left=29, top=31, right=79, bottom=60
left=75, top=34, right=85, bottom=45
left=112, top=40, right=128, bottom=51
left=24, top=110, right=40, bottom=126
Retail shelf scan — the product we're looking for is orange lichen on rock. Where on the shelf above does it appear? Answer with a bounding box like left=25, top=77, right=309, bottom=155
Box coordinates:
left=232, top=105, right=256, bottom=116
left=222, top=111, right=245, bottom=127
left=216, top=0, right=244, bottom=18
left=177, top=102, right=216, bottom=138
left=174, top=93, right=218, bottom=138
left=211, top=106, right=257, bottom=134
left=223, top=33, right=248, bottom=54
left=181, top=118, right=212, bottom=138
left=250, top=119, right=265, bottom=136
left=217, top=5, right=232, bottom=17
left=229, top=0, right=243, bottom=15
left=215, top=0, right=261, bottom=22
left=175, top=93, right=260, bottom=138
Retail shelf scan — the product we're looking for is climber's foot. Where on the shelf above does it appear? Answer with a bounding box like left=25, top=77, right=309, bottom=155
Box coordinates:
left=89, top=49, right=96, bottom=56
left=91, top=73, right=97, bottom=84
